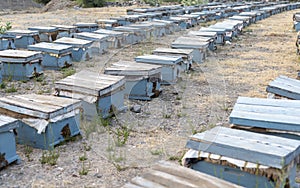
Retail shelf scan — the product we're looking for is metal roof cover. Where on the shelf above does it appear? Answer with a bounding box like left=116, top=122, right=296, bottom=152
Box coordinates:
left=186, top=126, right=300, bottom=169
left=0, top=94, right=81, bottom=120
left=28, top=42, right=72, bottom=54
left=0, top=50, right=42, bottom=63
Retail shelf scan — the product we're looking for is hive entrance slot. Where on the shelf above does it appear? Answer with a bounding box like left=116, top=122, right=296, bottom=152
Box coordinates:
left=0, top=152, right=8, bottom=169
left=61, top=124, right=71, bottom=139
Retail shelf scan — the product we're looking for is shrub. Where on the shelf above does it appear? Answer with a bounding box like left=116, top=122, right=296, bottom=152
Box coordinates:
left=33, top=0, right=51, bottom=4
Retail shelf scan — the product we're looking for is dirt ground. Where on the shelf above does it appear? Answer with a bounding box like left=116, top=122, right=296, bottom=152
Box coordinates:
left=0, top=6, right=299, bottom=188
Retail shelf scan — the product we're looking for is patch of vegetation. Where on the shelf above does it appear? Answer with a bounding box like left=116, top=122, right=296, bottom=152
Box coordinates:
left=0, top=20, right=12, bottom=34
left=0, top=82, right=6, bottom=89
left=33, top=0, right=51, bottom=4
left=24, top=145, right=33, bottom=162
left=79, top=161, right=90, bottom=175
left=61, top=67, right=76, bottom=78
left=40, top=149, right=59, bottom=166
left=111, top=126, right=130, bottom=147
left=79, top=152, right=88, bottom=161
left=150, top=149, right=163, bottom=155
left=5, top=84, right=17, bottom=93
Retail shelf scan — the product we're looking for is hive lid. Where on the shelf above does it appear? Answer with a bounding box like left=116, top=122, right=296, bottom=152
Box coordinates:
left=74, top=32, right=109, bottom=41
left=95, top=19, right=118, bottom=24
left=0, top=50, right=42, bottom=63
left=153, top=48, right=194, bottom=55
left=105, top=61, right=162, bottom=76
left=0, top=115, right=19, bottom=133
left=0, top=94, right=81, bottom=120
left=73, top=22, right=98, bottom=27
left=55, top=70, right=125, bottom=97
left=52, top=25, right=77, bottom=30
left=28, top=26, right=58, bottom=32
left=28, top=42, right=72, bottom=54
left=54, top=37, right=93, bottom=48
left=94, top=29, right=124, bottom=37
left=172, top=37, right=209, bottom=49
left=135, top=54, right=183, bottom=65
left=5, top=29, right=39, bottom=36
left=186, top=126, right=300, bottom=169
left=188, top=31, right=217, bottom=37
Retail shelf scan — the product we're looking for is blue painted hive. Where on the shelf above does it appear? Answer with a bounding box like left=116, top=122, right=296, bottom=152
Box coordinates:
left=28, top=42, right=73, bottom=69
left=266, top=75, right=300, bottom=99
left=0, top=94, right=82, bottom=150
left=73, top=22, right=98, bottom=33
left=199, top=27, right=226, bottom=45
left=129, top=23, right=155, bottom=40
left=135, top=55, right=183, bottom=85
left=28, top=26, right=58, bottom=42
left=230, top=97, right=300, bottom=139
left=95, top=19, right=119, bottom=29
left=228, top=15, right=251, bottom=27
left=0, top=115, right=20, bottom=168
left=152, top=48, right=194, bottom=71
left=0, top=50, right=43, bottom=81
left=104, top=61, right=162, bottom=100
left=122, top=160, right=242, bottom=188
left=55, top=70, right=126, bottom=119
left=143, top=21, right=167, bottom=37
left=186, top=33, right=217, bottom=51
left=0, top=33, right=16, bottom=50
left=171, top=36, right=209, bottom=64
left=153, top=19, right=180, bottom=33
left=209, top=24, right=235, bottom=41
left=179, top=14, right=200, bottom=26
left=54, top=37, right=93, bottom=62
left=184, top=126, right=300, bottom=188
left=94, top=29, right=125, bottom=49
left=168, top=16, right=190, bottom=30
left=51, top=25, right=78, bottom=39
left=5, top=29, right=40, bottom=49
left=113, top=26, right=147, bottom=43
left=239, top=12, right=259, bottom=22
left=73, top=32, right=109, bottom=54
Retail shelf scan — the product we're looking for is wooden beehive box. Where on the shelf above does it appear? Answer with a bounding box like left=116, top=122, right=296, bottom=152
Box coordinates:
left=0, top=34, right=16, bottom=50
left=152, top=48, right=194, bottom=71
left=152, top=19, right=180, bottom=34
left=113, top=26, right=147, bottom=44
left=51, top=25, right=78, bottom=39
left=129, top=23, right=155, bottom=40
left=122, top=160, right=242, bottom=188
left=94, top=29, right=125, bottom=49
left=187, top=31, right=217, bottom=51
left=199, top=27, right=225, bottom=45
left=104, top=61, right=162, bottom=100
left=135, top=55, right=183, bottom=85
left=0, top=94, right=82, bottom=150
left=185, top=126, right=300, bottom=188
left=266, top=75, right=300, bottom=99
left=209, top=24, right=234, bottom=41
left=73, top=22, right=98, bottom=33
left=171, top=37, right=209, bottom=64
left=95, top=19, right=119, bottom=29
left=28, top=42, right=73, bottom=69
left=228, top=15, right=251, bottom=27
left=54, top=37, right=93, bottom=62
left=169, top=16, right=190, bottom=29
left=73, top=32, right=109, bottom=54
left=143, top=21, right=167, bottom=37
left=229, top=96, right=300, bottom=138
left=0, top=115, right=20, bottom=168
left=28, top=26, right=58, bottom=42
left=5, top=29, right=40, bottom=49
left=55, top=70, right=126, bottom=119
left=0, top=50, right=43, bottom=81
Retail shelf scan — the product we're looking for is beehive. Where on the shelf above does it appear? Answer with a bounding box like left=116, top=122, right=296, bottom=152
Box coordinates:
left=0, top=34, right=16, bottom=50
left=171, top=36, right=209, bottom=63
left=94, top=29, right=125, bottom=49
left=55, top=70, right=126, bottom=119
left=73, top=22, right=98, bottom=33
left=0, top=50, right=43, bottom=81
left=74, top=32, right=109, bottom=54
left=52, top=25, right=78, bottom=39
left=0, top=115, right=20, bottom=168
left=185, top=126, right=300, bottom=188
left=5, top=29, right=40, bottom=48
left=28, top=42, right=73, bottom=69
left=54, top=37, right=93, bottom=62
left=105, top=61, right=162, bottom=100
left=0, top=94, right=81, bottom=150
left=28, top=26, right=58, bottom=42
left=135, top=55, right=183, bottom=84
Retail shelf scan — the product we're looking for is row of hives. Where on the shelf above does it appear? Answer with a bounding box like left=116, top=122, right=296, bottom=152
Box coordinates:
left=0, top=2, right=300, bottom=188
